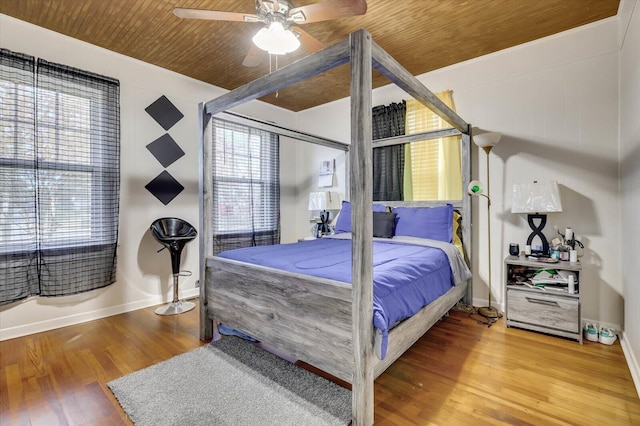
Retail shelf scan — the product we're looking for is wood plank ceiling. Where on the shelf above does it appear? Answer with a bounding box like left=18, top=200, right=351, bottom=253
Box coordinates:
left=0, top=0, right=620, bottom=112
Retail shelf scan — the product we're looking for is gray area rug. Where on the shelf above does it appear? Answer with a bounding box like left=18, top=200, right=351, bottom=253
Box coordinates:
left=108, top=337, right=351, bottom=426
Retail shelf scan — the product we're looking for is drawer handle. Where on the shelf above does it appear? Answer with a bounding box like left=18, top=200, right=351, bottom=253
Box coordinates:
left=525, top=297, right=560, bottom=307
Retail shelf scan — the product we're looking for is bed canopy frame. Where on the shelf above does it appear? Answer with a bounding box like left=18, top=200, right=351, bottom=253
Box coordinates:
left=198, top=29, right=472, bottom=426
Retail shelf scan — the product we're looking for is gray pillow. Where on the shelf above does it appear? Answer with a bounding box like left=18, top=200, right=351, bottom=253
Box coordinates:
left=373, top=212, right=397, bottom=238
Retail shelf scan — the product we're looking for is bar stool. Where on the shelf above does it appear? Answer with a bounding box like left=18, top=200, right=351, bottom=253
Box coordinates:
left=150, top=217, right=197, bottom=315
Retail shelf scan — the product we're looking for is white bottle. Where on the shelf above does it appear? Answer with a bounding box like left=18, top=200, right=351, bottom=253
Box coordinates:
left=568, top=275, right=575, bottom=294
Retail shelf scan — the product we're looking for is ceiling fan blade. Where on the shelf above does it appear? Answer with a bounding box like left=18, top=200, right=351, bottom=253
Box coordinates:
left=242, top=44, right=267, bottom=67
left=289, top=0, right=367, bottom=24
left=293, top=27, right=324, bottom=53
left=173, top=7, right=258, bottom=22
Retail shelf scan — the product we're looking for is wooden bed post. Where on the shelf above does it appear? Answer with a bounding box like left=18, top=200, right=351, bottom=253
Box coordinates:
left=199, top=103, right=214, bottom=340
left=350, top=29, right=374, bottom=426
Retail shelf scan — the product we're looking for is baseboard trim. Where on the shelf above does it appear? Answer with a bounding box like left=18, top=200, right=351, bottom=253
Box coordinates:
left=0, top=288, right=199, bottom=341
left=621, top=331, right=640, bottom=398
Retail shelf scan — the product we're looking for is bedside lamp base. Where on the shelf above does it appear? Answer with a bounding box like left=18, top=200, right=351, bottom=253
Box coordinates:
left=526, top=213, right=550, bottom=255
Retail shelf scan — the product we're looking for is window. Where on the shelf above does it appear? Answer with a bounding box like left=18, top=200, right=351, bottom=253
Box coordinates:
left=211, top=119, right=279, bottom=255
left=405, top=91, right=462, bottom=201
left=370, top=95, right=462, bottom=202
left=0, top=49, right=120, bottom=305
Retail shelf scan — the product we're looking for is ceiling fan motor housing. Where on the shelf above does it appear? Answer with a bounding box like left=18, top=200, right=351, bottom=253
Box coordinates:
left=253, top=0, right=305, bottom=26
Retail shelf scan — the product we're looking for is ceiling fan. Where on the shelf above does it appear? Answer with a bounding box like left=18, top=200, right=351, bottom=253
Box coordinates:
left=174, top=0, right=367, bottom=67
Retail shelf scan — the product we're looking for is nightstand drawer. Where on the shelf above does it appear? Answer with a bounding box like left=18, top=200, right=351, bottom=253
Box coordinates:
left=507, top=290, right=579, bottom=333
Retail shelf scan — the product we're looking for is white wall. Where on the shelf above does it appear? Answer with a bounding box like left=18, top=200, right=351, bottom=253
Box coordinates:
left=296, top=17, right=623, bottom=328
left=619, top=0, right=640, bottom=395
left=0, top=15, right=298, bottom=340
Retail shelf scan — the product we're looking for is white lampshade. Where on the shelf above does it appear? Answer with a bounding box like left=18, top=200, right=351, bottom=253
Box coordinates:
left=252, top=21, right=300, bottom=55
left=511, top=181, right=563, bottom=213
left=473, top=131, right=502, bottom=149
left=308, top=191, right=341, bottom=211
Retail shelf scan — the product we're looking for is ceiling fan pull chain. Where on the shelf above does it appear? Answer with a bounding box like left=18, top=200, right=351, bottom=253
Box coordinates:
left=275, top=55, right=279, bottom=97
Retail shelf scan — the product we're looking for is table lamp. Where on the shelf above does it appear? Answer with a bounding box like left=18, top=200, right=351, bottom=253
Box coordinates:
left=308, top=191, right=341, bottom=237
left=511, top=181, right=563, bottom=255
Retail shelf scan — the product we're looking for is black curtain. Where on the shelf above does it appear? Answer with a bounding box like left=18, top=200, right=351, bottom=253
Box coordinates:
left=35, top=59, right=120, bottom=297
left=372, top=101, right=406, bottom=201
left=0, top=49, right=39, bottom=304
left=0, top=49, right=120, bottom=305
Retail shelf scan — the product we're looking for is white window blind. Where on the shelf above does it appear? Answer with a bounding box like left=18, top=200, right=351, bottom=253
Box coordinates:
left=211, top=119, right=279, bottom=254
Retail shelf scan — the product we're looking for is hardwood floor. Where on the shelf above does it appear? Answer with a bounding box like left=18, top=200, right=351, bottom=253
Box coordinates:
left=1, top=302, right=639, bottom=425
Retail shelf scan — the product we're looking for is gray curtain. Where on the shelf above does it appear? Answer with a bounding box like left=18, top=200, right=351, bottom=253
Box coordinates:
left=0, top=49, right=120, bottom=305
left=372, top=101, right=406, bottom=201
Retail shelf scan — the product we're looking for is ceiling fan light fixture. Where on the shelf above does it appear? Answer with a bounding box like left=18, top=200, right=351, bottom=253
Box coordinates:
left=252, top=21, right=300, bottom=55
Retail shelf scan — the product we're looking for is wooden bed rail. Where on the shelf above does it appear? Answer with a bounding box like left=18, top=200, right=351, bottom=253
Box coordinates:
left=206, top=257, right=354, bottom=382
left=203, top=39, right=350, bottom=117
left=205, top=255, right=468, bottom=385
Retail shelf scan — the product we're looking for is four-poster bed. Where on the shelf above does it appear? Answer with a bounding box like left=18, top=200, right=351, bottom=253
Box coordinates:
left=198, top=29, right=473, bottom=426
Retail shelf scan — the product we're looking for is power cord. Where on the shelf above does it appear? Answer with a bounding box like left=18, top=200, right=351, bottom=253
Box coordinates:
left=471, top=312, right=498, bottom=327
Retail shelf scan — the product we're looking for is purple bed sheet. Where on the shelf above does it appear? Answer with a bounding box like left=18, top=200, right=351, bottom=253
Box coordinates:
left=216, top=238, right=455, bottom=359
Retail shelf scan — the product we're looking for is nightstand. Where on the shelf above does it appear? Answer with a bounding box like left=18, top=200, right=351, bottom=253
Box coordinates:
left=504, top=255, right=583, bottom=343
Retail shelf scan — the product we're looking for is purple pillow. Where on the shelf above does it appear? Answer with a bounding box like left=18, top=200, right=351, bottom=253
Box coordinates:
left=393, top=204, right=454, bottom=242
left=334, top=201, right=387, bottom=233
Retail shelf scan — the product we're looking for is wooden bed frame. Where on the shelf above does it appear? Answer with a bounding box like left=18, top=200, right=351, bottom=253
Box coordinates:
left=198, top=30, right=472, bottom=426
